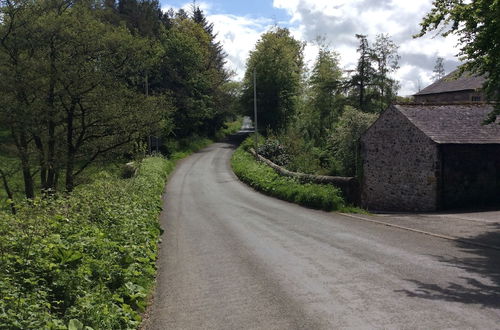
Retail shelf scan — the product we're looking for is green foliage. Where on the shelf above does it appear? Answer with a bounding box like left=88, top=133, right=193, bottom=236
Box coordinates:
left=0, top=1, right=234, bottom=199
left=0, top=157, right=172, bottom=329
left=151, top=16, right=230, bottom=138
left=241, top=27, right=305, bottom=132
left=0, top=0, right=164, bottom=195
left=256, top=138, right=291, bottom=167
left=416, top=0, right=500, bottom=122
left=239, top=133, right=265, bottom=152
left=231, top=141, right=344, bottom=211
left=371, top=34, right=400, bottom=112
left=302, top=48, right=344, bottom=145
left=348, top=34, right=399, bottom=113
left=329, top=106, right=377, bottom=176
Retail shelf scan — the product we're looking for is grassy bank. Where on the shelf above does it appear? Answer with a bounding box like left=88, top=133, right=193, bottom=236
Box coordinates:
left=231, top=138, right=345, bottom=211
left=0, top=156, right=172, bottom=329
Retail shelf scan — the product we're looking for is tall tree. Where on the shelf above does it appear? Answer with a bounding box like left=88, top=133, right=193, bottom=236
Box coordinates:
left=241, top=27, right=304, bottom=132
left=303, top=47, right=343, bottom=144
left=416, top=0, right=500, bottom=122
left=191, top=5, right=231, bottom=136
left=350, top=34, right=376, bottom=112
left=432, top=56, right=445, bottom=81
left=372, top=34, right=400, bottom=112
left=192, top=5, right=227, bottom=80
left=155, top=16, right=218, bottom=138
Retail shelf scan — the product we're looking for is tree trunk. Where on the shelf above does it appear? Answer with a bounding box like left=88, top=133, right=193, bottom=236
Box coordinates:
left=0, top=168, right=16, bottom=214
left=45, top=38, right=58, bottom=191
left=65, top=105, right=75, bottom=192
left=18, top=131, right=35, bottom=199
left=33, top=135, right=48, bottom=190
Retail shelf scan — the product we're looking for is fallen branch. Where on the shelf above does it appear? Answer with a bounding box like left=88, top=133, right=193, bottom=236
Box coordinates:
left=249, top=148, right=360, bottom=204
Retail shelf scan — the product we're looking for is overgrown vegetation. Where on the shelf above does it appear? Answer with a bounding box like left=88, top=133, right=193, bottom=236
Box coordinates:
left=232, top=138, right=344, bottom=211
left=240, top=28, right=396, bottom=178
left=0, top=157, right=171, bottom=329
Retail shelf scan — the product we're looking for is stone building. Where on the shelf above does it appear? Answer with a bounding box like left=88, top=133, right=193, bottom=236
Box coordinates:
left=361, top=103, right=500, bottom=211
left=414, top=70, right=486, bottom=103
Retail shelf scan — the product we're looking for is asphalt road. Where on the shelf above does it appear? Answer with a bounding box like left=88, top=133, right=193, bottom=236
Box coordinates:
left=145, top=134, right=500, bottom=329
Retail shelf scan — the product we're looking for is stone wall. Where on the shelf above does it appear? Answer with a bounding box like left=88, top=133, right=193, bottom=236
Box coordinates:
left=441, top=144, right=500, bottom=209
left=361, top=106, right=439, bottom=211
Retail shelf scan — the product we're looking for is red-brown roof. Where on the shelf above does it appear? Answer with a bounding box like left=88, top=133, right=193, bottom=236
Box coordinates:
left=414, top=70, right=485, bottom=96
left=394, top=103, right=500, bottom=144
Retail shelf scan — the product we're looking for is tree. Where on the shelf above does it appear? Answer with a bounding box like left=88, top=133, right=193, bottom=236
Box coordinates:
left=191, top=5, right=231, bottom=136
left=350, top=34, right=376, bottom=112
left=241, top=27, right=304, bottom=132
left=303, top=47, right=343, bottom=144
left=153, top=16, right=215, bottom=138
left=0, top=0, right=43, bottom=198
left=416, top=0, right=500, bottom=122
left=432, top=56, right=445, bottom=81
left=0, top=0, right=162, bottom=194
left=330, top=106, right=377, bottom=176
left=192, top=5, right=227, bottom=80
left=116, top=0, right=165, bottom=38
left=372, top=34, right=400, bottom=112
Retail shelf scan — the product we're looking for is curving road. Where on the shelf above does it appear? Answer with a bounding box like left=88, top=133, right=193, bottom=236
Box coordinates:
left=145, top=134, right=500, bottom=329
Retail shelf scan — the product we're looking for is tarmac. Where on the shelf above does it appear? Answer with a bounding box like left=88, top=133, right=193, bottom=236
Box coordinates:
left=343, top=210, right=500, bottom=250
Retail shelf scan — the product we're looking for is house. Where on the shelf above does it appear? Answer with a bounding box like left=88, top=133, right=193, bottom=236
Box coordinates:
left=414, top=70, right=486, bottom=103
left=361, top=103, right=500, bottom=211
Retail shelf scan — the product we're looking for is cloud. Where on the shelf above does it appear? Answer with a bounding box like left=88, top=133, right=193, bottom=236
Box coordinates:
left=163, top=0, right=464, bottom=96
left=208, top=15, right=273, bottom=79
left=272, top=0, right=463, bottom=95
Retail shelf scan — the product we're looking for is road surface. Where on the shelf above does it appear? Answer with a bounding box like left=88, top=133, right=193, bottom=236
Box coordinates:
left=145, top=134, right=500, bottom=329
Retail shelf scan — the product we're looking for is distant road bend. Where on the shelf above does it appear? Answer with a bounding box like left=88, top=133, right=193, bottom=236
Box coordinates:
left=145, top=133, right=500, bottom=329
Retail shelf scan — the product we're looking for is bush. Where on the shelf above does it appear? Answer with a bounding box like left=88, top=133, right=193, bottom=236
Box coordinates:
left=329, top=106, right=377, bottom=176
left=0, top=156, right=172, bottom=329
left=256, top=138, right=291, bottom=167
left=231, top=141, right=344, bottom=211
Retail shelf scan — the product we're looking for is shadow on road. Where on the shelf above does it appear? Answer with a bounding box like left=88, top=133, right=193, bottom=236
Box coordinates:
left=397, top=223, right=500, bottom=308
left=222, top=130, right=252, bottom=149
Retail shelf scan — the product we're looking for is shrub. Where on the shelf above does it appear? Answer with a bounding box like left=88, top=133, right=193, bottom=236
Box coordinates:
left=256, top=138, right=291, bottom=167
left=0, top=156, right=172, bottom=329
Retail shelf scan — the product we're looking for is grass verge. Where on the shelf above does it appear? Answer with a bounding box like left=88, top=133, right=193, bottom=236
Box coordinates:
left=0, top=156, right=172, bottom=329
left=231, top=141, right=345, bottom=211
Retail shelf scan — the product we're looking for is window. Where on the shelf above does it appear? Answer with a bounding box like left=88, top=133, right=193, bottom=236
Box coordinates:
left=471, top=95, right=481, bottom=102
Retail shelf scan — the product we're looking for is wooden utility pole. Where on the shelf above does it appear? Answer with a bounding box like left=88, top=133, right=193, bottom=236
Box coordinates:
left=253, top=67, right=258, bottom=148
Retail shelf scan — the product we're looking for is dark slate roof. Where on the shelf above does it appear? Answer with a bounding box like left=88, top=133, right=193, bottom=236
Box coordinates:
left=414, top=70, right=485, bottom=96
left=394, top=103, right=500, bottom=144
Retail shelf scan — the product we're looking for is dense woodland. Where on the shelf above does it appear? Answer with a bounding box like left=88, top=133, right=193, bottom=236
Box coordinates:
left=0, top=0, right=235, bottom=201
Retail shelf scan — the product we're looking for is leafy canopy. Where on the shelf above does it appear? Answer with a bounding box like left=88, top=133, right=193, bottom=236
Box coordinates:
left=241, top=27, right=305, bottom=133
